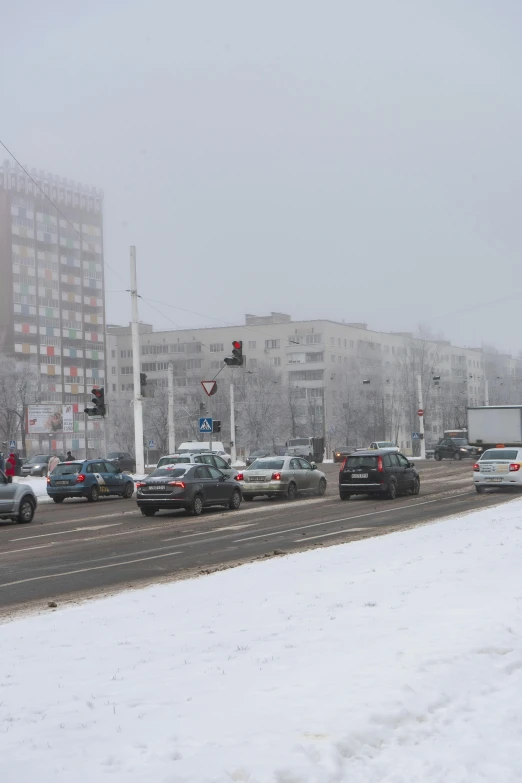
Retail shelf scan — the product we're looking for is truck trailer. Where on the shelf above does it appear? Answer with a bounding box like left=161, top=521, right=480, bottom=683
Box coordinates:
left=467, top=406, right=522, bottom=451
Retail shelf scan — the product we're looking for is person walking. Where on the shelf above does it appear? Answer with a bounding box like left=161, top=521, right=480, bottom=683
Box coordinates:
left=48, top=454, right=60, bottom=475
left=0, top=452, right=5, bottom=473
left=66, top=450, right=75, bottom=461
left=5, top=453, right=16, bottom=484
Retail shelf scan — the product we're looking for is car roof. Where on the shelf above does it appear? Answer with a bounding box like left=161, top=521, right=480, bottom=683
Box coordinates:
left=348, top=449, right=395, bottom=456
left=160, top=452, right=212, bottom=458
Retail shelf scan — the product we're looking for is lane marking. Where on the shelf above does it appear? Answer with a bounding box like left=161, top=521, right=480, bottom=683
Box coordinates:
left=232, top=493, right=472, bottom=543
left=0, top=551, right=183, bottom=589
left=24, top=509, right=139, bottom=528
left=10, top=523, right=123, bottom=541
left=162, top=523, right=255, bottom=542
left=298, top=527, right=373, bottom=542
left=3, top=543, right=53, bottom=555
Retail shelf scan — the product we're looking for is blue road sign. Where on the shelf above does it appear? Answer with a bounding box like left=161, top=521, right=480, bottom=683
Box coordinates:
left=199, top=417, right=213, bottom=433
left=148, top=439, right=155, bottom=448
left=412, top=432, right=420, bottom=440
left=9, top=440, right=16, bottom=448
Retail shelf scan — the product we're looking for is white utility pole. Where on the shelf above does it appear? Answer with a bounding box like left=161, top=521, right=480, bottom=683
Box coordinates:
left=417, top=374, right=426, bottom=459
left=230, top=382, right=236, bottom=464
left=130, top=246, right=145, bottom=474
left=484, top=379, right=489, bottom=406
left=168, top=362, right=176, bottom=454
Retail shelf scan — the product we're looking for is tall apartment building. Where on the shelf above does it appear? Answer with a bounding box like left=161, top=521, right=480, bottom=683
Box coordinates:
left=0, top=160, right=106, bottom=456
left=106, top=313, right=522, bottom=455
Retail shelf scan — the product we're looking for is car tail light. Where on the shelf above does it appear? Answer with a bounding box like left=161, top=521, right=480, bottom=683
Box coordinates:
left=271, top=472, right=282, bottom=481
left=46, top=476, right=51, bottom=484
left=509, top=463, right=521, bottom=472
left=76, top=474, right=85, bottom=483
left=496, top=444, right=505, bottom=448
left=236, top=472, right=244, bottom=481
left=136, top=481, right=146, bottom=487
left=167, top=481, right=186, bottom=487
left=473, top=463, right=480, bottom=472
left=340, top=458, right=347, bottom=471
left=377, top=456, right=383, bottom=473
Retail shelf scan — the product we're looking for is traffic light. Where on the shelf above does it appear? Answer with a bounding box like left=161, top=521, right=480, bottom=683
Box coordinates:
left=140, top=372, right=147, bottom=395
left=224, top=340, right=244, bottom=367
left=84, top=387, right=106, bottom=417
left=212, top=420, right=221, bottom=434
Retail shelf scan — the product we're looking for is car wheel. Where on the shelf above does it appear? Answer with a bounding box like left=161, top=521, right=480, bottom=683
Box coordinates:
left=191, top=494, right=204, bottom=516
left=340, top=492, right=351, bottom=500
left=453, top=451, right=462, bottom=461
left=122, top=482, right=134, bottom=499
left=229, top=489, right=241, bottom=510
left=411, top=477, right=420, bottom=496
left=316, top=478, right=327, bottom=496
left=243, top=495, right=254, bottom=501
left=18, top=498, right=35, bottom=524
left=286, top=482, right=297, bottom=501
left=141, top=507, right=157, bottom=516
left=475, top=485, right=486, bottom=494
left=53, top=497, right=65, bottom=504
left=434, top=452, right=442, bottom=461
left=87, top=485, right=100, bottom=502
left=387, top=480, right=397, bottom=500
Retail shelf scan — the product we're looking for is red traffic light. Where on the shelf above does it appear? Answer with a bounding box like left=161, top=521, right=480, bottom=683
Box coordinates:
left=92, top=388, right=103, bottom=398
left=232, top=340, right=242, bottom=350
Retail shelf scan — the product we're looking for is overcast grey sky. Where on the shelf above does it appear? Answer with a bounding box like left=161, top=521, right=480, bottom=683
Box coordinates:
left=1, top=1, right=521, bottom=351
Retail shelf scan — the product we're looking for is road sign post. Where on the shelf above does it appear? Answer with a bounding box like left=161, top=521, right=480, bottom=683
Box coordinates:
left=416, top=376, right=426, bottom=460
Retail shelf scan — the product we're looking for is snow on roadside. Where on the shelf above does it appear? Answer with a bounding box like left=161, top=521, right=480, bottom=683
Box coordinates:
left=2, top=500, right=522, bottom=782
left=12, top=475, right=52, bottom=503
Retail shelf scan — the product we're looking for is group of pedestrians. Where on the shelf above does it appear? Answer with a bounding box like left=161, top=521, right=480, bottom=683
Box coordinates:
left=0, top=452, right=19, bottom=483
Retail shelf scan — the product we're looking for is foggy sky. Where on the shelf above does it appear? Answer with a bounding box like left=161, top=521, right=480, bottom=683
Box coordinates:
left=2, top=1, right=521, bottom=353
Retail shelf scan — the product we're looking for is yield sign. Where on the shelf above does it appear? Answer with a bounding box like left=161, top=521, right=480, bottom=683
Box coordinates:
left=201, top=380, right=218, bottom=397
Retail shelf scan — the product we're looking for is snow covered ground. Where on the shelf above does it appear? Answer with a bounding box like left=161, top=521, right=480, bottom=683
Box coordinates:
left=2, top=500, right=522, bottom=782
left=12, top=475, right=52, bottom=503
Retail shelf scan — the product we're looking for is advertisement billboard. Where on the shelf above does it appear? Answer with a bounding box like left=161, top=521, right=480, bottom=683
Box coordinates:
left=27, top=405, right=74, bottom=435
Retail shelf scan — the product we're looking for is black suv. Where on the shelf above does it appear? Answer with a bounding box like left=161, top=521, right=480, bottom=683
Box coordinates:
left=339, top=449, right=420, bottom=500
left=106, top=451, right=136, bottom=473
left=433, top=438, right=480, bottom=461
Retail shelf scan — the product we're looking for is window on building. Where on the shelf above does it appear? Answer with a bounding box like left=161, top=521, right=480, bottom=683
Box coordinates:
left=331, top=355, right=336, bottom=363
left=305, top=334, right=322, bottom=344
left=269, top=357, right=281, bottom=367
left=248, top=341, right=256, bottom=349
left=330, top=337, right=334, bottom=346
left=265, top=339, right=280, bottom=350
left=210, top=360, right=221, bottom=369
left=210, top=343, right=224, bottom=353
left=111, top=349, right=116, bottom=358
left=111, top=367, right=116, bottom=375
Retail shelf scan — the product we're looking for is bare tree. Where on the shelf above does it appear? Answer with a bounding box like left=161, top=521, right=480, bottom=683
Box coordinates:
left=0, top=356, right=38, bottom=455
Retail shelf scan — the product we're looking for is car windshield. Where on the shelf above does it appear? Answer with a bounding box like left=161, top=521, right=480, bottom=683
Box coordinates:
left=452, top=439, right=469, bottom=446
left=107, top=452, right=123, bottom=458
left=157, top=456, right=191, bottom=467
left=250, top=450, right=267, bottom=456
left=480, top=449, right=518, bottom=461
left=149, top=467, right=187, bottom=478
left=28, top=455, right=48, bottom=464
left=346, top=456, right=378, bottom=468
left=288, top=439, right=309, bottom=446
left=53, top=463, right=82, bottom=475
left=377, top=442, right=395, bottom=448
left=248, top=459, right=285, bottom=470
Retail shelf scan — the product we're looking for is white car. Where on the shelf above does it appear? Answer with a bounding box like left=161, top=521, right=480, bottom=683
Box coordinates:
left=369, top=441, right=399, bottom=452
left=473, top=447, right=522, bottom=493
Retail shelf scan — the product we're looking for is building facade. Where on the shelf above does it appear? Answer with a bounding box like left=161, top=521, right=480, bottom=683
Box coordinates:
left=0, top=160, right=106, bottom=456
left=106, top=313, right=522, bottom=456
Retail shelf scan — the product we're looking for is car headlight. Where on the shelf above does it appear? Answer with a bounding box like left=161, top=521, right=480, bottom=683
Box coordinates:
left=460, top=448, right=468, bottom=453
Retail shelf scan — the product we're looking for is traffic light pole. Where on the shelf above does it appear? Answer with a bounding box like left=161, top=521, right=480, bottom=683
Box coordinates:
left=130, top=246, right=145, bottom=475
left=168, top=362, right=175, bottom=454
left=417, top=374, right=426, bottom=460
left=230, top=381, right=236, bottom=464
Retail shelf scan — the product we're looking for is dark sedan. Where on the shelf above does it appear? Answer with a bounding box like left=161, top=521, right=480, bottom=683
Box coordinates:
left=434, top=438, right=481, bottom=461
left=136, top=464, right=242, bottom=516
left=333, top=446, right=352, bottom=463
left=106, top=451, right=136, bottom=473
left=246, top=449, right=273, bottom=466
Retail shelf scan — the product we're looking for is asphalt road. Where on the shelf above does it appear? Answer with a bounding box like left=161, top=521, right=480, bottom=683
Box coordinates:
left=0, top=461, right=517, bottom=614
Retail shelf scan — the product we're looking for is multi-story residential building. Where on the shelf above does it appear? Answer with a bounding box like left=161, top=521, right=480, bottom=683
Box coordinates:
left=106, top=313, right=522, bottom=456
left=0, top=160, right=106, bottom=456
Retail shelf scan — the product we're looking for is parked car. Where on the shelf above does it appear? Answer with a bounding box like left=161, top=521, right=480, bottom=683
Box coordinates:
left=106, top=451, right=136, bottom=473
left=434, top=438, right=481, bottom=461
left=473, top=447, right=522, bottom=493
left=246, top=449, right=273, bottom=466
left=46, top=459, right=135, bottom=503
left=21, top=454, right=64, bottom=477
left=333, top=447, right=353, bottom=463
left=0, top=470, right=37, bottom=523
left=339, top=449, right=420, bottom=500
left=136, top=464, right=242, bottom=516
left=369, top=441, right=399, bottom=452
left=156, top=452, right=238, bottom=479
left=238, top=456, right=327, bottom=501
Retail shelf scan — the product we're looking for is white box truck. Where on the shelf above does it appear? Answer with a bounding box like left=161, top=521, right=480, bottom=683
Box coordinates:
left=467, top=406, right=522, bottom=451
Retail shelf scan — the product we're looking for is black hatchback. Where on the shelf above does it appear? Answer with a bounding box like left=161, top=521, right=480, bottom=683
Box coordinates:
left=136, top=464, right=242, bottom=516
left=339, top=450, right=420, bottom=500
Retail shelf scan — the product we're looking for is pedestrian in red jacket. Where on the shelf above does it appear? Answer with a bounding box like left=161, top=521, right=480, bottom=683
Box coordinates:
left=5, top=453, right=16, bottom=483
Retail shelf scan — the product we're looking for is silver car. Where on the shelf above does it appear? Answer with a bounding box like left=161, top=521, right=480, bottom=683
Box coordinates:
left=156, top=452, right=239, bottom=480
left=239, top=456, right=327, bottom=501
left=0, top=471, right=37, bottom=523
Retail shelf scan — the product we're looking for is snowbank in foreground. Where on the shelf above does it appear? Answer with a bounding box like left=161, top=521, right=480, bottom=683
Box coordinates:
left=2, top=501, right=522, bottom=782
left=12, top=475, right=52, bottom=503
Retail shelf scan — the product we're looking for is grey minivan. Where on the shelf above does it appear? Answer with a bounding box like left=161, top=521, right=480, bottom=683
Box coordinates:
left=0, top=470, right=37, bottom=523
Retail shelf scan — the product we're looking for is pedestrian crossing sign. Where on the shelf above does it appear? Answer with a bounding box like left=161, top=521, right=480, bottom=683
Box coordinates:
left=199, top=417, right=213, bottom=433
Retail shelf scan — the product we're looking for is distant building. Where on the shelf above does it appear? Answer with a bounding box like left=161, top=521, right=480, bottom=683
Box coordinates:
left=0, top=160, right=106, bottom=456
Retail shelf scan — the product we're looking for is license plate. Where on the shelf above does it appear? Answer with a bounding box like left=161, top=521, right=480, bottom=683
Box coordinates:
left=352, top=473, right=368, bottom=479
left=56, top=480, right=69, bottom=485
left=149, top=485, right=166, bottom=491
left=485, top=477, right=502, bottom=482
left=251, top=477, right=267, bottom=482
